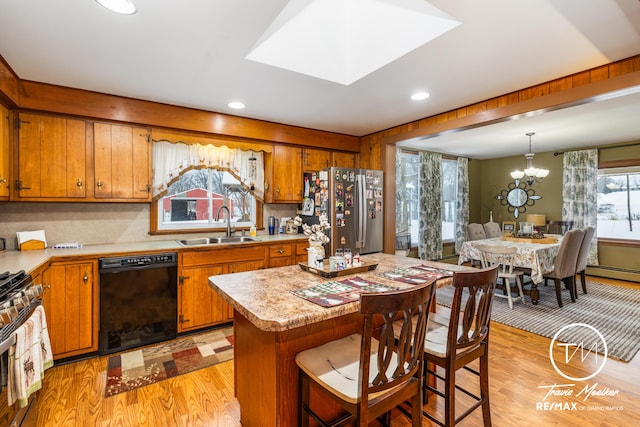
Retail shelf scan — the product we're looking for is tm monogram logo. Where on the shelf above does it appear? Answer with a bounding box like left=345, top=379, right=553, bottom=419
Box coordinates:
left=549, top=323, right=608, bottom=381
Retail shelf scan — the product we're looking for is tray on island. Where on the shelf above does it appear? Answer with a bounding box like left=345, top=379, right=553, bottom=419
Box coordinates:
left=299, top=261, right=378, bottom=278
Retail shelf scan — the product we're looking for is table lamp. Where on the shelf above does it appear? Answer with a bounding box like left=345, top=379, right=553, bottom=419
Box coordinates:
left=526, top=214, right=546, bottom=233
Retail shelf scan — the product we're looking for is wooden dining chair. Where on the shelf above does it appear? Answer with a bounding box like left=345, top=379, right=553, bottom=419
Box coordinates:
left=422, top=266, right=498, bottom=427
left=295, top=279, right=437, bottom=427
left=542, top=228, right=585, bottom=307
left=477, top=245, right=525, bottom=309
left=575, top=226, right=596, bottom=295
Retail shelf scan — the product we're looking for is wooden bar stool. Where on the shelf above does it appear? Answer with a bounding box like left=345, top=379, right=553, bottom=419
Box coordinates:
left=295, top=279, right=437, bottom=426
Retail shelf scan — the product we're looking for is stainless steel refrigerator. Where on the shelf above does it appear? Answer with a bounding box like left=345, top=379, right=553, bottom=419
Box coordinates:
left=301, top=167, right=383, bottom=256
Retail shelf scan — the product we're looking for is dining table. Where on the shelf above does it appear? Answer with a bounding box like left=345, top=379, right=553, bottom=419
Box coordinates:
left=458, top=235, right=562, bottom=304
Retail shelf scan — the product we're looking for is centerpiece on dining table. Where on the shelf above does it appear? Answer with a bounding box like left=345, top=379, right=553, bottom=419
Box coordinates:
left=503, top=220, right=557, bottom=243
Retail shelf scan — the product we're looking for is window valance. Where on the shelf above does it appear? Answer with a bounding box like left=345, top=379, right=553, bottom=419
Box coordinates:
left=152, top=140, right=265, bottom=201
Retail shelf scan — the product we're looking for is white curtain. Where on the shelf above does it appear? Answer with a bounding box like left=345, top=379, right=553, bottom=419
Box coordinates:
left=152, top=140, right=265, bottom=201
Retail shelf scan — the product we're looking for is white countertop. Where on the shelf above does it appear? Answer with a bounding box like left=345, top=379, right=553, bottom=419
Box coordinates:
left=0, top=233, right=307, bottom=274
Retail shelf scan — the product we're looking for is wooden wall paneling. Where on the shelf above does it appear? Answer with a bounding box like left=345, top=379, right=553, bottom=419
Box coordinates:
left=18, top=81, right=360, bottom=151
left=0, top=56, right=19, bottom=106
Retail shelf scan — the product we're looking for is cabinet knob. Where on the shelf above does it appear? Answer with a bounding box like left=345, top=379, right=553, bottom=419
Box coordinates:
left=277, top=249, right=285, bottom=254
left=96, top=179, right=103, bottom=188
left=76, top=178, right=83, bottom=188
left=83, top=272, right=89, bottom=283
left=0, top=176, right=6, bottom=187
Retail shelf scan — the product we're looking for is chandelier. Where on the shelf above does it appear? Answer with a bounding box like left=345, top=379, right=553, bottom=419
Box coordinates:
left=510, top=132, right=549, bottom=185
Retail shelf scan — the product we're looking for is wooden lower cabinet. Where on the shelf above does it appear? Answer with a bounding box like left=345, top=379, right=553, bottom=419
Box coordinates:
left=295, top=242, right=309, bottom=264
left=267, top=243, right=294, bottom=267
left=178, top=246, right=267, bottom=332
left=41, top=260, right=98, bottom=359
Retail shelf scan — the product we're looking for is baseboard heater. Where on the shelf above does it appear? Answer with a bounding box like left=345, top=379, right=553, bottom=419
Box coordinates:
left=587, top=265, right=640, bottom=283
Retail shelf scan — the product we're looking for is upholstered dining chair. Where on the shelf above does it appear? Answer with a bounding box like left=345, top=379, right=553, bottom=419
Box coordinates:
left=422, top=266, right=498, bottom=427
left=542, top=228, right=585, bottom=307
left=478, top=245, right=525, bottom=309
left=466, top=223, right=487, bottom=267
left=295, top=279, right=437, bottom=427
left=575, top=226, right=596, bottom=295
left=483, top=222, right=502, bottom=239
left=466, top=223, right=487, bottom=241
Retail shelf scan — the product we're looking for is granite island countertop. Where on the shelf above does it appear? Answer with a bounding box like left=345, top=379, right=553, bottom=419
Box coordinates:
left=208, top=252, right=474, bottom=332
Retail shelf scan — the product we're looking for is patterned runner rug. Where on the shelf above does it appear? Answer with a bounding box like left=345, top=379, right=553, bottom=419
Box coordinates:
left=104, top=326, right=233, bottom=397
left=435, top=281, right=640, bottom=362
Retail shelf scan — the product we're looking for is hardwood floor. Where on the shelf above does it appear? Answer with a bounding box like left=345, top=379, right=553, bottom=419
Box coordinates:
left=34, top=276, right=640, bottom=426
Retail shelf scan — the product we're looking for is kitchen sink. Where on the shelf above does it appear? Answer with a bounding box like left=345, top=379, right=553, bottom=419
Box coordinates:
left=176, top=236, right=260, bottom=246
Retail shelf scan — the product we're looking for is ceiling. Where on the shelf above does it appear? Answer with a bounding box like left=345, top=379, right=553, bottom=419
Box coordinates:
left=1, top=0, right=639, bottom=159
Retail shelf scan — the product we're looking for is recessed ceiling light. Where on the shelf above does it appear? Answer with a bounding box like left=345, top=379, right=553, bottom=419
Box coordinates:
left=228, top=101, right=246, bottom=110
left=411, top=92, right=430, bottom=101
left=95, top=0, right=137, bottom=15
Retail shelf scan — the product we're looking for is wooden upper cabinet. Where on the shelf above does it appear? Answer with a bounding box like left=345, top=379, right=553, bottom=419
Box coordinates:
left=303, top=148, right=330, bottom=172
left=93, top=122, right=151, bottom=201
left=271, top=145, right=303, bottom=202
left=16, top=113, right=86, bottom=200
left=332, top=151, right=357, bottom=169
left=0, top=105, right=9, bottom=199
left=303, top=148, right=357, bottom=171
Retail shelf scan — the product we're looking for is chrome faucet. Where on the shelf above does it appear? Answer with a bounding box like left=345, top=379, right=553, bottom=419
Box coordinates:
left=215, top=205, right=232, bottom=237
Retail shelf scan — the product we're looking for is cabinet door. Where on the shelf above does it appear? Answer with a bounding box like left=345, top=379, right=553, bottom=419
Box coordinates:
left=41, top=261, right=96, bottom=358
left=178, top=265, right=229, bottom=332
left=94, top=123, right=151, bottom=200
left=17, top=113, right=86, bottom=199
left=303, top=148, right=330, bottom=172
left=332, top=152, right=357, bottom=169
left=272, top=145, right=303, bottom=202
left=0, top=105, right=9, bottom=199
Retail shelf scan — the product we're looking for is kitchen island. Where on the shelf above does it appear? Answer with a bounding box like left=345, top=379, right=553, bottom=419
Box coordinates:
left=208, top=252, right=474, bottom=427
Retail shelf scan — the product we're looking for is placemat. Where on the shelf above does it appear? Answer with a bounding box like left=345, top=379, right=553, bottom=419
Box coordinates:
left=291, top=276, right=398, bottom=307
left=378, top=264, right=453, bottom=284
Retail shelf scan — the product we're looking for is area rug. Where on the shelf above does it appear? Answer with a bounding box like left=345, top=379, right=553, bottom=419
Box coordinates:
left=435, top=281, right=640, bottom=362
left=105, top=327, right=234, bottom=397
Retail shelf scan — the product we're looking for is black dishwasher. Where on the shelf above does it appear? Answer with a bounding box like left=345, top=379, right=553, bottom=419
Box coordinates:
left=98, top=253, right=178, bottom=355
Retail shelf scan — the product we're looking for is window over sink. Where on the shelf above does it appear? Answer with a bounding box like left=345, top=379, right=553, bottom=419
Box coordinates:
left=155, top=169, right=257, bottom=232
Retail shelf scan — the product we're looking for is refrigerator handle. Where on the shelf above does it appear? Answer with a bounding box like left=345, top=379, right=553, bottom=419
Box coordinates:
left=358, top=175, right=367, bottom=248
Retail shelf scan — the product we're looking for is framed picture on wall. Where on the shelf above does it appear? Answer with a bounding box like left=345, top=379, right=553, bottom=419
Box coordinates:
left=502, top=221, right=516, bottom=234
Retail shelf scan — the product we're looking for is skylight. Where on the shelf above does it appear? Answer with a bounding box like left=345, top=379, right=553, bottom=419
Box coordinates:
left=246, top=0, right=460, bottom=85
